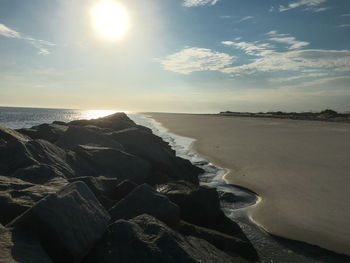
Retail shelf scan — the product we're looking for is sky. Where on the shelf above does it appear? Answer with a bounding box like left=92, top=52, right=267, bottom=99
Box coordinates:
left=0, top=0, right=350, bottom=113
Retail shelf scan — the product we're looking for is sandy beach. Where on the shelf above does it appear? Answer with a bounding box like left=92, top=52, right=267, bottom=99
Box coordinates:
left=148, top=113, right=350, bottom=255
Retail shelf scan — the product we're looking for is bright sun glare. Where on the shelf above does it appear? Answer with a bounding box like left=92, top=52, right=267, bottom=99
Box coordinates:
left=92, top=1, right=129, bottom=39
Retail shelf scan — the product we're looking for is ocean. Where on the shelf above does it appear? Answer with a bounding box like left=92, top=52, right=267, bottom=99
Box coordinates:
left=0, top=106, right=118, bottom=129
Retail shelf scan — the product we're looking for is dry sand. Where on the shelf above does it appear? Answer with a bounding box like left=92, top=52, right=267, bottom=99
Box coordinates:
left=148, top=113, right=350, bottom=255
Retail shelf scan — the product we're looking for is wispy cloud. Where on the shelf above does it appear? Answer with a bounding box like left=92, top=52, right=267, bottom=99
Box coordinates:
left=341, top=14, right=350, bottom=17
left=266, top=31, right=309, bottom=49
left=269, top=37, right=309, bottom=49
left=159, top=47, right=235, bottom=74
left=336, top=24, right=350, bottom=28
left=279, top=0, right=327, bottom=12
left=222, top=41, right=273, bottom=56
left=268, top=72, right=328, bottom=83
left=236, top=16, right=254, bottom=23
left=0, top=23, right=54, bottom=55
left=183, top=0, right=219, bottom=7
left=221, top=46, right=350, bottom=75
left=0, top=24, right=21, bottom=38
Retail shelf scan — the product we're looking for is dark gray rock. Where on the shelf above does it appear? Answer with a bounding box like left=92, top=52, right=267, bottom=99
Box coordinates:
left=109, top=127, right=202, bottom=185
left=85, top=214, right=246, bottom=263
left=18, top=123, right=68, bottom=143
left=0, top=126, right=30, bottom=143
left=12, top=164, right=68, bottom=185
left=69, top=112, right=138, bottom=131
left=108, top=179, right=137, bottom=202
left=158, top=181, right=247, bottom=239
left=68, top=176, right=118, bottom=209
left=0, top=139, right=74, bottom=178
left=0, top=227, right=53, bottom=263
left=0, top=175, right=68, bottom=225
left=109, top=184, right=180, bottom=227
left=178, top=221, right=259, bottom=262
left=68, top=176, right=118, bottom=198
left=56, top=125, right=124, bottom=151
left=8, top=181, right=110, bottom=263
left=73, top=145, right=150, bottom=182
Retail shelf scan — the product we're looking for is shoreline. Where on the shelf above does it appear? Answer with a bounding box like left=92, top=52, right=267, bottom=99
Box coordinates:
left=147, top=112, right=350, bottom=260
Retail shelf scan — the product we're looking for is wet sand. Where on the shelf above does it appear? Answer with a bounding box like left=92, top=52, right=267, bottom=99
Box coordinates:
left=148, top=113, right=350, bottom=256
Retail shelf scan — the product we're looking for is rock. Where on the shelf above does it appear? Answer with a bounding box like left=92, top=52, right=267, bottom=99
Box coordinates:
left=12, top=164, right=68, bottom=186
left=0, top=227, right=53, bottom=263
left=69, top=112, right=138, bottom=131
left=85, top=214, right=246, bottom=263
left=18, top=123, right=68, bottom=143
left=178, top=221, right=259, bottom=262
left=108, top=179, right=137, bottom=202
left=0, top=176, right=50, bottom=225
left=0, top=126, right=30, bottom=143
left=56, top=125, right=124, bottom=151
left=158, top=181, right=247, bottom=239
left=68, top=176, right=118, bottom=198
left=0, top=139, right=74, bottom=178
left=110, top=127, right=202, bottom=185
left=73, top=145, right=150, bottom=182
left=8, top=181, right=110, bottom=263
left=68, top=176, right=118, bottom=208
left=109, top=184, right=180, bottom=227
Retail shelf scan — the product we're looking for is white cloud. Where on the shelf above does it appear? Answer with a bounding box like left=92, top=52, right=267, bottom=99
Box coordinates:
left=0, top=23, right=54, bottom=55
left=222, top=41, right=274, bottom=56
left=0, top=24, right=20, bottom=38
left=237, top=16, right=254, bottom=23
left=336, top=24, right=350, bottom=28
left=268, top=73, right=328, bottom=83
left=160, top=47, right=235, bottom=74
left=279, top=0, right=327, bottom=12
left=183, top=0, right=219, bottom=7
left=341, top=14, right=350, bottom=17
left=221, top=48, right=350, bottom=75
left=269, top=36, right=309, bottom=49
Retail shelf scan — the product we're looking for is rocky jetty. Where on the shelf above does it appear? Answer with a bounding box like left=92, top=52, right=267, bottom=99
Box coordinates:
left=0, top=113, right=259, bottom=262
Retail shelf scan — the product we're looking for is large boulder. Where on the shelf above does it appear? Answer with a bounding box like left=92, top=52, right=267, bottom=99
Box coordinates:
left=68, top=176, right=118, bottom=209
left=84, top=214, right=246, bottom=263
left=8, top=181, right=110, bottom=263
left=12, top=164, right=68, bottom=186
left=0, top=227, right=53, bottom=263
left=73, top=145, right=150, bottom=182
left=0, top=139, right=74, bottom=178
left=178, top=221, right=259, bottom=262
left=108, top=179, right=138, bottom=202
left=56, top=125, right=124, bottom=151
left=109, top=184, right=180, bottom=227
left=68, top=112, right=138, bottom=131
left=0, top=174, right=68, bottom=225
left=0, top=126, right=30, bottom=143
left=158, top=181, right=247, bottom=239
left=18, top=123, right=68, bottom=143
left=109, top=127, right=202, bottom=185
left=0, top=176, right=34, bottom=225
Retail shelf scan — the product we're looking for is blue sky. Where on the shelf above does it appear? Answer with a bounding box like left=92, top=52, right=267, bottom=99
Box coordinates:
left=0, top=0, right=350, bottom=112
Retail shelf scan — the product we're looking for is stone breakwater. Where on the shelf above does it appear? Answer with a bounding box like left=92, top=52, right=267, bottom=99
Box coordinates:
left=0, top=113, right=259, bottom=263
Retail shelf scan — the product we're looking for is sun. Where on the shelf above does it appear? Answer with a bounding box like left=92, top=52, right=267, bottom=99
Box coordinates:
left=92, top=1, right=129, bottom=39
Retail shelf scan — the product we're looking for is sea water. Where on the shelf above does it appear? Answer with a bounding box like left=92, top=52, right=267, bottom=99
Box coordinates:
left=0, top=106, right=118, bottom=129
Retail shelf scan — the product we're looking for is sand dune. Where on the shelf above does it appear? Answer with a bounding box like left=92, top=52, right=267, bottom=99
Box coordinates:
left=149, top=113, right=350, bottom=255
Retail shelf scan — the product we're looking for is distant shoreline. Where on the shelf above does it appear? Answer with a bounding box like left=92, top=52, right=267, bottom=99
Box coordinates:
left=219, top=109, right=350, bottom=123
